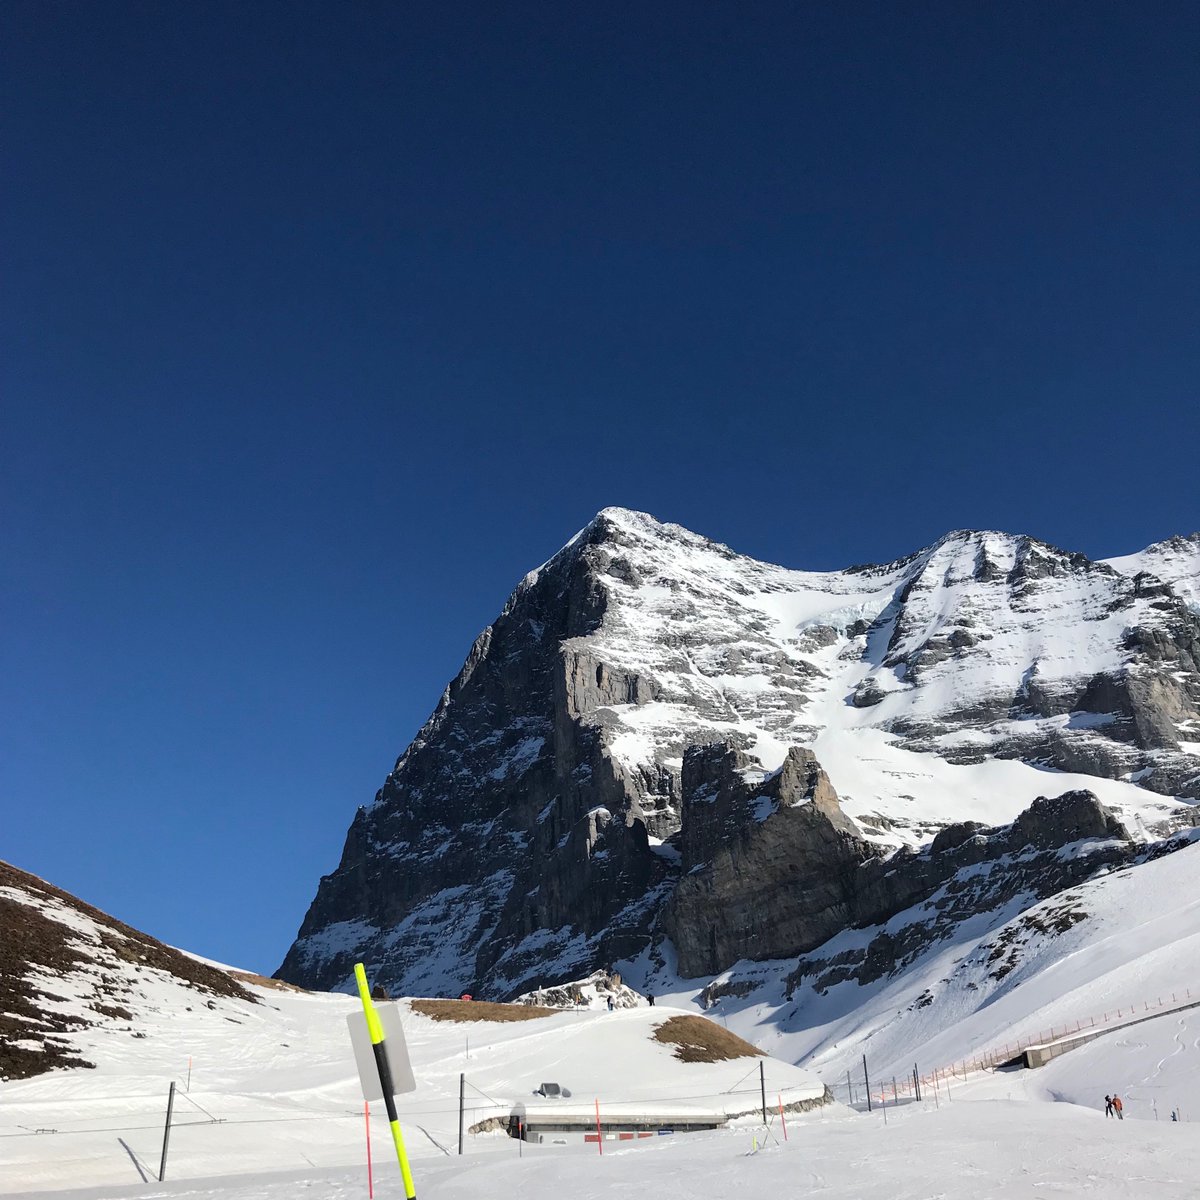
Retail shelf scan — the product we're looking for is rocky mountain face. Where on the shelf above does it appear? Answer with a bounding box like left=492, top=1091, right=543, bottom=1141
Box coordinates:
left=276, top=509, right=1200, bottom=1000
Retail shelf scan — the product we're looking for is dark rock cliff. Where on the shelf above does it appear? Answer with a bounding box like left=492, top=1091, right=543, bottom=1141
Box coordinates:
left=276, top=513, right=676, bottom=996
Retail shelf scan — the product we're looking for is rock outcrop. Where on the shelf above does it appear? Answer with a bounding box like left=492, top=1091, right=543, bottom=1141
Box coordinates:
left=663, top=746, right=880, bottom=975
left=665, top=744, right=1134, bottom=979
left=780, top=789, right=1136, bottom=996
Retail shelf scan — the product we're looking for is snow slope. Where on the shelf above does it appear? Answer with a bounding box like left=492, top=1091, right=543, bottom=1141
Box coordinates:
left=647, top=833, right=1200, bottom=1104
left=10, top=841, right=1200, bottom=1196
left=0, top=980, right=820, bottom=1192
left=1106, top=532, right=1200, bottom=613
left=11, top=835, right=1200, bottom=1200
left=9, top=1067, right=1200, bottom=1200
left=581, top=511, right=1200, bottom=840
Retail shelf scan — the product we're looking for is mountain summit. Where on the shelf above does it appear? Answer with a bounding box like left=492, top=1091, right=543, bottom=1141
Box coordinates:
left=276, top=510, right=1200, bottom=998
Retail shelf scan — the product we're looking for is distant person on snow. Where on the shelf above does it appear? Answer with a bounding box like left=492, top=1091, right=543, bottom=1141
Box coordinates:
left=1104, top=1095, right=1114, bottom=1118
left=606, top=995, right=614, bottom=1011
left=1172, top=1109, right=1179, bottom=1122
left=1112, top=1094, right=1124, bottom=1120
left=647, top=993, right=656, bottom=1006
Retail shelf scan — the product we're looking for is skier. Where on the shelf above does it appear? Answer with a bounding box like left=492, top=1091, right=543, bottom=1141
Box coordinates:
left=606, top=995, right=614, bottom=1011
left=1104, top=1095, right=1114, bottom=1118
left=647, top=992, right=656, bottom=1006
left=1171, top=1109, right=1179, bottom=1122
left=1112, top=1094, right=1124, bottom=1120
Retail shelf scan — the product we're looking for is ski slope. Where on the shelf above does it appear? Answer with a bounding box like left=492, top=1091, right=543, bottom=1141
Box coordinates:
left=8, top=954, right=1200, bottom=1198
left=9, top=828, right=1200, bottom=1196
left=7, top=940, right=1200, bottom=1197
left=0, top=985, right=819, bottom=1194
left=7, top=1084, right=1200, bottom=1200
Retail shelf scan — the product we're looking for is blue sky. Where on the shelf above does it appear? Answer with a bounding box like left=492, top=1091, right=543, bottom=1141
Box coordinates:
left=2, top=2, right=1197, bottom=974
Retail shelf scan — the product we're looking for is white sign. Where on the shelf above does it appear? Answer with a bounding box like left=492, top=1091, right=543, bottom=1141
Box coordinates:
left=346, top=1003, right=417, bottom=1100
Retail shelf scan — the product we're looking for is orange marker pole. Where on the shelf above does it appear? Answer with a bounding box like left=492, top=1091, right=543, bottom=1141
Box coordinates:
left=365, top=1101, right=374, bottom=1198
left=778, top=1095, right=788, bottom=1141
left=595, top=1098, right=603, bottom=1155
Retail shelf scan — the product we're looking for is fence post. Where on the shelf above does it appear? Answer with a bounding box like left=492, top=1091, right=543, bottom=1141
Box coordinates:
left=458, top=1073, right=465, bottom=1155
left=760, top=1061, right=767, bottom=1125
left=863, top=1054, right=872, bottom=1113
left=158, top=1081, right=176, bottom=1182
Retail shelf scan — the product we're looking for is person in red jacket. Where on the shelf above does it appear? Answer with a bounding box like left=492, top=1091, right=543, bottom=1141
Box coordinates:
left=1112, top=1094, right=1124, bottom=1120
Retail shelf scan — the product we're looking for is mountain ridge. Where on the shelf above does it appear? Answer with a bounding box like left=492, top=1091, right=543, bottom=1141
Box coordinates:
left=276, top=509, right=1200, bottom=1000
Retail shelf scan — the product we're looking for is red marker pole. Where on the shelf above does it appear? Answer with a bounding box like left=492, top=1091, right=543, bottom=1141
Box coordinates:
left=594, top=1098, right=603, bottom=1155
left=778, top=1095, right=788, bottom=1141
left=365, top=1100, right=374, bottom=1198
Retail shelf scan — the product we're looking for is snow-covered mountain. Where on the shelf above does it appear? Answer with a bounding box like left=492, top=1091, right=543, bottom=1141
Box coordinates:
left=277, top=509, right=1200, bottom=1000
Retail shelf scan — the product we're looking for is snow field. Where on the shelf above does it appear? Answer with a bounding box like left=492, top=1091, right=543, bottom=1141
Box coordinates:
left=0, top=994, right=820, bottom=1194
left=10, top=877, right=1200, bottom=1200
left=10, top=1095, right=1200, bottom=1200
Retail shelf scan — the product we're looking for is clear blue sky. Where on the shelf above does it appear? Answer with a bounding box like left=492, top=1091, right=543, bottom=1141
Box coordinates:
left=2, top=2, right=1196, bottom=974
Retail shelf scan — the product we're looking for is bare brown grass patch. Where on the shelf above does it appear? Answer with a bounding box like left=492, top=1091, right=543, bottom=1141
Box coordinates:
left=231, top=970, right=311, bottom=994
left=652, top=1015, right=765, bottom=1063
left=409, top=999, right=558, bottom=1023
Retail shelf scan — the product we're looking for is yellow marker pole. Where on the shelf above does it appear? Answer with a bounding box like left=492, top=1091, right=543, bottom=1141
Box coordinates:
left=354, top=963, right=416, bottom=1200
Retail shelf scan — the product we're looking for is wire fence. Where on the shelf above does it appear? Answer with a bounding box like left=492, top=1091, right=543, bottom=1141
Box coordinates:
left=0, top=1074, right=804, bottom=1141
left=825, top=987, right=1199, bottom=1118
